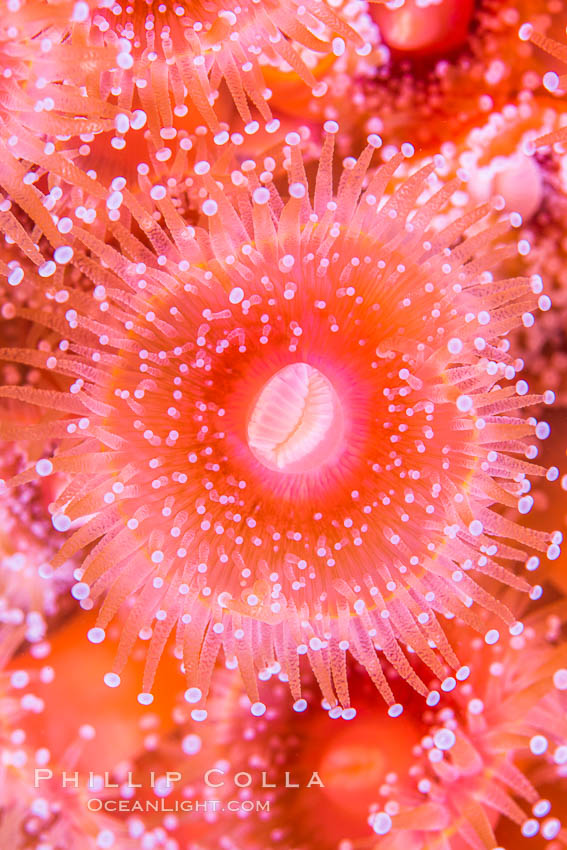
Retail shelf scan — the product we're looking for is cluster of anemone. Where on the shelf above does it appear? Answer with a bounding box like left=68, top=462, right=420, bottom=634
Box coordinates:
left=0, top=1, right=567, bottom=849
left=162, top=606, right=567, bottom=850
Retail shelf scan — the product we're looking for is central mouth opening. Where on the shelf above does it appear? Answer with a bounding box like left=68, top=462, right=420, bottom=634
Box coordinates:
left=246, top=362, right=345, bottom=474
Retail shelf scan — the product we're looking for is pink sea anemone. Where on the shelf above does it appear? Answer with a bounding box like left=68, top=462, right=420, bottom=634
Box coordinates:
left=0, top=0, right=124, bottom=250
left=165, top=662, right=428, bottom=850
left=362, top=0, right=561, bottom=153
left=123, top=607, right=567, bottom=850
left=0, top=128, right=560, bottom=714
left=0, top=0, right=374, bottom=239
left=0, top=0, right=117, bottom=138
left=363, top=607, right=567, bottom=849
left=80, top=0, right=370, bottom=144
left=405, top=93, right=567, bottom=400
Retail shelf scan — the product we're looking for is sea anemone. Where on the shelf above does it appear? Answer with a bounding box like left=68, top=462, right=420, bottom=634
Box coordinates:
left=127, top=606, right=567, bottom=850
left=410, top=92, right=567, bottom=399
left=0, top=0, right=118, bottom=139
left=0, top=0, right=374, bottom=214
left=0, top=0, right=125, bottom=249
left=258, top=1, right=564, bottom=172
left=163, top=662, right=429, bottom=850
left=362, top=606, right=567, bottom=849
left=81, top=0, right=371, bottom=145
left=0, top=127, right=559, bottom=714
left=360, top=0, right=562, bottom=153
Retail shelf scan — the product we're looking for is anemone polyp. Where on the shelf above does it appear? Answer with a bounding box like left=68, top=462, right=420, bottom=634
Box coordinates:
left=364, top=0, right=557, bottom=154
left=0, top=0, right=124, bottom=258
left=453, top=97, right=564, bottom=221
left=434, top=95, right=567, bottom=399
left=361, top=608, right=567, bottom=849
left=0, top=2, right=119, bottom=164
left=0, top=126, right=559, bottom=711
left=163, top=608, right=567, bottom=850
left=85, top=0, right=367, bottom=140
left=167, top=663, right=427, bottom=850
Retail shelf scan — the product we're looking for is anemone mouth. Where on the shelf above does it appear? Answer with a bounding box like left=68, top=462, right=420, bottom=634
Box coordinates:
left=246, top=362, right=345, bottom=474
left=318, top=725, right=393, bottom=816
